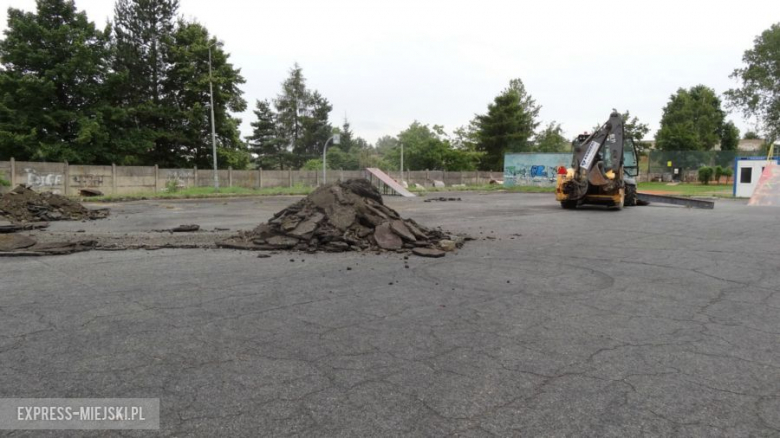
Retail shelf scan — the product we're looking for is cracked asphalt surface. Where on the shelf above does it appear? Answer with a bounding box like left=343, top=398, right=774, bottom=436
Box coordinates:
left=1, top=192, right=779, bottom=436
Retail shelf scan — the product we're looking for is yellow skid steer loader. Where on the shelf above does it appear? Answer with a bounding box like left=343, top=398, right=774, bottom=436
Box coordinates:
left=555, top=111, right=639, bottom=209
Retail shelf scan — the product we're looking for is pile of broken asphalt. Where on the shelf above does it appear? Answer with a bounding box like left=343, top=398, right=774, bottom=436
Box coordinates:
left=219, top=179, right=469, bottom=257
left=0, top=185, right=109, bottom=223
left=0, top=185, right=108, bottom=256
left=1, top=179, right=470, bottom=257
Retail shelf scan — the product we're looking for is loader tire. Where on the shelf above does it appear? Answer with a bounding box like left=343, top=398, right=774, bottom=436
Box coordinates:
left=625, top=184, right=638, bottom=207
left=560, top=200, right=577, bottom=209
left=613, top=197, right=624, bottom=210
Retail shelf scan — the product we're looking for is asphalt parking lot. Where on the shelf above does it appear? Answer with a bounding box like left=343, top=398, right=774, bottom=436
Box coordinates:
left=1, top=192, right=779, bottom=436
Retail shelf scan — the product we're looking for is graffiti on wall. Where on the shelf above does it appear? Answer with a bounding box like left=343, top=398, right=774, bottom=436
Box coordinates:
left=165, top=170, right=193, bottom=191
left=504, top=153, right=572, bottom=187
left=24, top=168, right=63, bottom=189
left=72, top=174, right=105, bottom=187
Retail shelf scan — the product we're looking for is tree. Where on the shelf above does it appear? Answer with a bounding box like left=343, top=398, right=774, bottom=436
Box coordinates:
left=655, top=85, right=725, bottom=151
left=248, top=100, right=289, bottom=169
left=273, top=64, right=332, bottom=167
left=336, top=118, right=355, bottom=153
left=0, top=0, right=117, bottom=162
left=533, top=122, right=569, bottom=152
left=473, top=78, right=540, bottom=170
left=386, top=122, right=479, bottom=171
left=720, top=121, right=740, bottom=151
left=111, top=0, right=180, bottom=164
left=620, top=111, right=651, bottom=155
left=111, top=0, right=247, bottom=168
left=743, top=131, right=761, bottom=140
left=726, top=23, right=780, bottom=140
left=299, top=90, right=333, bottom=163
left=165, top=21, right=248, bottom=169
left=375, top=135, right=399, bottom=156
left=326, top=147, right=358, bottom=170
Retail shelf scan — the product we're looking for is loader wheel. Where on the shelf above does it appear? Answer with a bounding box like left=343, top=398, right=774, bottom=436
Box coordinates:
left=611, top=194, right=624, bottom=210
left=625, top=184, right=638, bottom=207
left=560, top=200, right=577, bottom=209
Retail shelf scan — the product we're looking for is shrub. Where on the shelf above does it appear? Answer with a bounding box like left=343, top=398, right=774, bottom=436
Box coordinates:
left=698, top=166, right=714, bottom=185
left=0, top=177, right=9, bottom=187
left=714, top=165, right=724, bottom=184
left=165, top=179, right=180, bottom=193
left=722, top=167, right=733, bottom=183
left=302, top=159, right=324, bottom=171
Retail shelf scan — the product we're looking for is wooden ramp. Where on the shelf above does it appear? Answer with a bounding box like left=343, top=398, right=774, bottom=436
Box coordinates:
left=748, top=163, right=780, bottom=206
left=364, top=168, right=416, bottom=197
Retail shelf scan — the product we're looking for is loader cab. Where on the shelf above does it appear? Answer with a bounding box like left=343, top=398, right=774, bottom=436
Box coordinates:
left=623, top=138, right=639, bottom=178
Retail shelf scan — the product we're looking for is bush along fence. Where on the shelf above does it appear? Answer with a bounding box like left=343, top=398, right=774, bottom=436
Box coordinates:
left=0, top=159, right=504, bottom=196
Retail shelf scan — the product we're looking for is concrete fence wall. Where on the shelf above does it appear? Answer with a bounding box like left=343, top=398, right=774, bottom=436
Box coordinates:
left=0, top=159, right=505, bottom=196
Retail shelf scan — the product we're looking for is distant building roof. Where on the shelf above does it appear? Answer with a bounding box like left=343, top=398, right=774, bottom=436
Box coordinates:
left=737, top=139, right=765, bottom=152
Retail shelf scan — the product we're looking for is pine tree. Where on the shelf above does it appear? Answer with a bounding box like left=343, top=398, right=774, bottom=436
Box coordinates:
left=113, top=0, right=178, bottom=103
left=0, top=0, right=115, bottom=162
left=473, top=78, right=540, bottom=170
left=299, top=90, right=332, bottom=163
left=248, top=100, right=288, bottom=169
left=111, top=0, right=180, bottom=165
left=273, top=64, right=332, bottom=167
left=337, top=118, right=354, bottom=153
left=274, top=63, right=307, bottom=160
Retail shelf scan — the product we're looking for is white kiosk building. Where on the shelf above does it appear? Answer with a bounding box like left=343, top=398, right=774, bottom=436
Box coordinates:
left=734, top=156, right=780, bottom=198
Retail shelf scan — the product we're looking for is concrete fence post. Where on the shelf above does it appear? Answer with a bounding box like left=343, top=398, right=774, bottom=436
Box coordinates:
left=228, top=166, right=233, bottom=188
left=315, top=169, right=320, bottom=186
left=288, top=169, right=293, bottom=187
left=426, top=169, right=430, bottom=183
left=476, top=171, right=480, bottom=185
left=460, top=171, right=464, bottom=185
left=9, top=157, right=15, bottom=187
left=154, top=165, right=159, bottom=193
left=112, top=163, right=117, bottom=195
left=63, top=161, right=70, bottom=196
left=193, top=166, right=197, bottom=189
left=257, top=168, right=262, bottom=189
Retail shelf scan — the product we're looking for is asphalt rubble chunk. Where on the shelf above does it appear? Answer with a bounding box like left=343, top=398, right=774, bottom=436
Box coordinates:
left=423, top=197, right=462, bottom=203
left=0, top=185, right=109, bottom=223
left=218, top=178, right=469, bottom=256
left=0, top=233, right=97, bottom=256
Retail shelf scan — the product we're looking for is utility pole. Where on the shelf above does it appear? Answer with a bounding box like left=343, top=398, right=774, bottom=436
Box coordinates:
left=208, top=44, right=219, bottom=190
left=400, top=141, right=404, bottom=183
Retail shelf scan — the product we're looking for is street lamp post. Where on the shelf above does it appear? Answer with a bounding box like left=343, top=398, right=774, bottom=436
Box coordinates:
left=208, top=43, right=219, bottom=190
left=322, top=134, right=341, bottom=185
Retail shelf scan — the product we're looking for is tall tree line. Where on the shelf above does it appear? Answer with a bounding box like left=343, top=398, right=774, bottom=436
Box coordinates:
left=0, top=0, right=247, bottom=168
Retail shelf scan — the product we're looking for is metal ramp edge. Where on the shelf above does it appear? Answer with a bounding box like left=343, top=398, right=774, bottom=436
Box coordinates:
left=636, top=192, right=715, bottom=209
left=364, top=168, right=416, bottom=197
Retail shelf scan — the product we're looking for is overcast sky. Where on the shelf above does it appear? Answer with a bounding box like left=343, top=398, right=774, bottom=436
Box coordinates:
left=3, top=0, right=779, bottom=144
